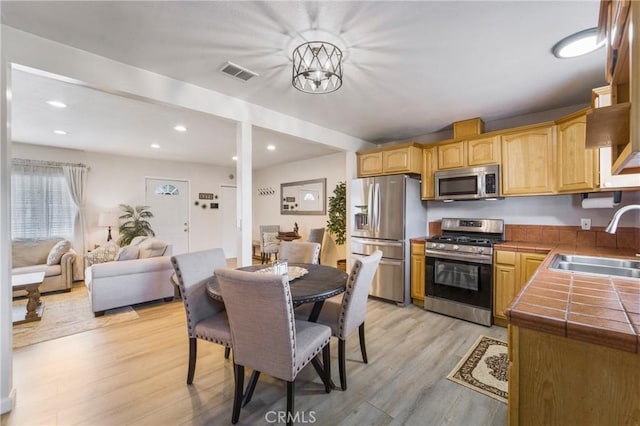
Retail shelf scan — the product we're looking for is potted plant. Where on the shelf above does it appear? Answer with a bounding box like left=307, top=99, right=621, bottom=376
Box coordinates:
left=326, top=181, right=347, bottom=271
left=118, top=204, right=155, bottom=246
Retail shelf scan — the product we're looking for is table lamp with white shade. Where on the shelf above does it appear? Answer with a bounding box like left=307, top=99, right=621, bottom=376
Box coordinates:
left=98, top=212, right=119, bottom=242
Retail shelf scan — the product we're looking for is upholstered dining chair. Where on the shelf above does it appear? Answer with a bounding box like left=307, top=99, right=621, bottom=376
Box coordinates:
left=216, top=268, right=332, bottom=426
left=295, top=250, right=382, bottom=390
left=259, top=225, right=280, bottom=263
left=307, top=228, right=325, bottom=263
left=278, top=241, right=321, bottom=264
left=171, top=248, right=231, bottom=384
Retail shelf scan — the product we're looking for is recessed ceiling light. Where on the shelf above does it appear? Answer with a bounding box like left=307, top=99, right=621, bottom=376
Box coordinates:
left=267, top=145, right=276, bottom=151
left=174, top=125, right=187, bottom=132
left=552, top=27, right=604, bottom=59
left=150, top=143, right=160, bottom=149
left=46, top=100, right=67, bottom=108
left=232, top=156, right=238, bottom=161
left=53, top=130, right=67, bottom=135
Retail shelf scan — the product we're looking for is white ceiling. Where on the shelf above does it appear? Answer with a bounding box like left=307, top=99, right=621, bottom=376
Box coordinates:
left=2, top=1, right=607, bottom=168
left=10, top=69, right=339, bottom=169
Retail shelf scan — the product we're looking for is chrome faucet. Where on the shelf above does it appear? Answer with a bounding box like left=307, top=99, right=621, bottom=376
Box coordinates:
left=605, top=204, right=640, bottom=234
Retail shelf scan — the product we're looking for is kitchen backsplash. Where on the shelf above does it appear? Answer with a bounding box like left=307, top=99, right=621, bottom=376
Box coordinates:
left=426, top=192, right=640, bottom=228
left=428, top=221, right=639, bottom=249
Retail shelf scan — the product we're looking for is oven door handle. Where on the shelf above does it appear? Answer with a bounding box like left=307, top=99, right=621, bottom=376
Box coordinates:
left=425, top=250, right=493, bottom=265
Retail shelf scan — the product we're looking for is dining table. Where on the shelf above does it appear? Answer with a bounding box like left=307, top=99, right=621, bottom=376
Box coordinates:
left=207, top=262, right=348, bottom=393
left=206, top=262, right=348, bottom=322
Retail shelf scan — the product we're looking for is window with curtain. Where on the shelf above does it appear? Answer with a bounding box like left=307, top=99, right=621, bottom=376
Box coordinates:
left=11, top=160, right=77, bottom=240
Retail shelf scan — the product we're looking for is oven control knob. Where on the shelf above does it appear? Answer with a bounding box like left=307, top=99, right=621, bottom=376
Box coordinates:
left=477, top=247, right=484, bottom=254
left=452, top=245, right=460, bottom=251
left=438, top=244, right=445, bottom=249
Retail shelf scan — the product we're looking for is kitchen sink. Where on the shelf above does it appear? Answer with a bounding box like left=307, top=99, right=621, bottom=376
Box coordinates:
left=548, top=254, right=640, bottom=279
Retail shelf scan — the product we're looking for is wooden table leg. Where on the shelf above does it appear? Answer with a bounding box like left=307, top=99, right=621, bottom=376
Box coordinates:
left=24, top=284, right=41, bottom=321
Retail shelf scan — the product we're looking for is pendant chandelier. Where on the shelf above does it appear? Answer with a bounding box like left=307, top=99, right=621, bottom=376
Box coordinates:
left=292, top=41, right=343, bottom=94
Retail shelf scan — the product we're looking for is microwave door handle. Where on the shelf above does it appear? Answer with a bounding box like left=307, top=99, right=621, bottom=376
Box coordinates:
left=478, top=174, right=485, bottom=197
left=375, top=183, right=381, bottom=232
left=367, top=184, right=374, bottom=230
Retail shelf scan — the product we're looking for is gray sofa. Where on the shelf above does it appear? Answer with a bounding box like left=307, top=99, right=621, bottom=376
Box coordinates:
left=84, top=239, right=175, bottom=315
left=12, top=238, right=76, bottom=296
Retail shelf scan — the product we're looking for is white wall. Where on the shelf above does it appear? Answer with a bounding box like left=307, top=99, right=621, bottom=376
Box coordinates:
left=253, top=152, right=347, bottom=266
left=426, top=191, right=640, bottom=233
left=12, top=143, right=236, bottom=252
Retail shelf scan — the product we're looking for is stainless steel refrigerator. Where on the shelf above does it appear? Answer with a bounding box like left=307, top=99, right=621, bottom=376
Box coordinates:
left=350, top=175, right=427, bottom=306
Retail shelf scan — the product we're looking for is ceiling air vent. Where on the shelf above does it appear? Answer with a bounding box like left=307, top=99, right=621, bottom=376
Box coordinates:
left=220, top=61, right=259, bottom=82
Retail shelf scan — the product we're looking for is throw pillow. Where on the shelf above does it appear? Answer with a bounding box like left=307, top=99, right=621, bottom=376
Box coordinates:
left=46, top=240, right=72, bottom=265
left=263, top=232, right=279, bottom=251
left=85, top=241, right=119, bottom=266
left=138, top=238, right=168, bottom=258
left=130, top=236, right=148, bottom=246
left=115, top=245, right=140, bottom=261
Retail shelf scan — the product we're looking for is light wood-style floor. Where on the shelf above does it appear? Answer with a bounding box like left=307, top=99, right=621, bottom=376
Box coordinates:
left=2, top=295, right=507, bottom=426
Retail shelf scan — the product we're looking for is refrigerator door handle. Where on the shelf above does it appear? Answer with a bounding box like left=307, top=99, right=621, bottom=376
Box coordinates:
left=375, top=183, right=381, bottom=233
left=351, top=238, right=403, bottom=248
left=351, top=254, right=403, bottom=266
left=367, top=184, right=374, bottom=231
left=379, top=259, right=403, bottom=267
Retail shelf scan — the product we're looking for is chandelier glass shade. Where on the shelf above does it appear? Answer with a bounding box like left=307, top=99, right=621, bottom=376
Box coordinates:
left=292, top=41, right=343, bottom=94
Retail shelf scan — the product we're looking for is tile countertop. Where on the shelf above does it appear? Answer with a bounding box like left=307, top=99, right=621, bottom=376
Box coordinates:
left=501, top=242, right=640, bottom=354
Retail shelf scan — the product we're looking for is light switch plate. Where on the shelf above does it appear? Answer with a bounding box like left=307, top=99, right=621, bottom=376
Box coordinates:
left=581, top=218, right=591, bottom=230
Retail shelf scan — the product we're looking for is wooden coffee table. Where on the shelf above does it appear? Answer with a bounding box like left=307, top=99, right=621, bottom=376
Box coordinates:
left=12, top=272, right=45, bottom=325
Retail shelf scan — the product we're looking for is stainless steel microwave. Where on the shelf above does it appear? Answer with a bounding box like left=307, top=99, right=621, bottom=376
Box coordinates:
left=435, top=165, right=500, bottom=200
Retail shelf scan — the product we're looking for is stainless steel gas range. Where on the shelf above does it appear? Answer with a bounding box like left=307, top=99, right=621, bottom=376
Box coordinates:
left=424, top=218, right=504, bottom=326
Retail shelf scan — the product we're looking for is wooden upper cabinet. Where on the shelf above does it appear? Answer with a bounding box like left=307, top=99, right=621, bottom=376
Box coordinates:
left=597, top=0, right=639, bottom=175
left=468, top=135, right=500, bottom=166
left=556, top=112, right=599, bottom=193
left=357, top=152, right=383, bottom=177
left=356, top=143, right=422, bottom=177
left=437, top=136, right=499, bottom=170
left=421, top=145, right=438, bottom=199
left=437, top=142, right=466, bottom=169
left=501, top=125, right=555, bottom=195
left=384, top=146, right=415, bottom=173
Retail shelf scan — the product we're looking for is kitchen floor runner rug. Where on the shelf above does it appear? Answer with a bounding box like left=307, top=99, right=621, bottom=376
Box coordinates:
left=446, top=335, right=508, bottom=403
left=12, top=283, right=139, bottom=349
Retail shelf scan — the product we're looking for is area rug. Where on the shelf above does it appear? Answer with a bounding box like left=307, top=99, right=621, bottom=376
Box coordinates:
left=447, top=335, right=508, bottom=403
left=12, top=284, right=139, bottom=349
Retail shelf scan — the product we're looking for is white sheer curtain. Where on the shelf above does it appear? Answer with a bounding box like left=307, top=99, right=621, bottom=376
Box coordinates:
left=62, top=165, right=87, bottom=255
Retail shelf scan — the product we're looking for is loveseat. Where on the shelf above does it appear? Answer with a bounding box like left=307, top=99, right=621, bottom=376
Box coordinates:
left=12, top=238, right=76, bottom=297
left=84, top=237, right=175, bottom=316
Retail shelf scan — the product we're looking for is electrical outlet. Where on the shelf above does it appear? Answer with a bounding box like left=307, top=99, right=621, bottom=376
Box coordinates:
left=581, top=218, right=591, bottom=230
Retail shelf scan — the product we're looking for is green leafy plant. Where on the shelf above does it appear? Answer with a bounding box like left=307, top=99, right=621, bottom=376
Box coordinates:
left=118, top=204, right=155, bottom=246
left=326, top=181, right=346, bottom=246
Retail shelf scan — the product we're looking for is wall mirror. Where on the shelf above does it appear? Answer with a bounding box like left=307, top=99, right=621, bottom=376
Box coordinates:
left=280, top=178, right=326, bottom=215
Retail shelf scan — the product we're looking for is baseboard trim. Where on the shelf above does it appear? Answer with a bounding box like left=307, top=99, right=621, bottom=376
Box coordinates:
left=1, top=387, right=16, bottom=414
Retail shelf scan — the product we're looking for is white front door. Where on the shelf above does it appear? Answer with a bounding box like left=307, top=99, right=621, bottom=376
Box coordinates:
left=220, top=185, right=237, bottom=258
left=145, top=178, right=189, bottom=255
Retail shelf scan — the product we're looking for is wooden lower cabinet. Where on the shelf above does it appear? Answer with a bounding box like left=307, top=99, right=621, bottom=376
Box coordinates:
left=410, top=241, right=425, bottom=304
left=493, top=250, right=546, bottom=326
left=509, top=325, right=640, bottom=426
